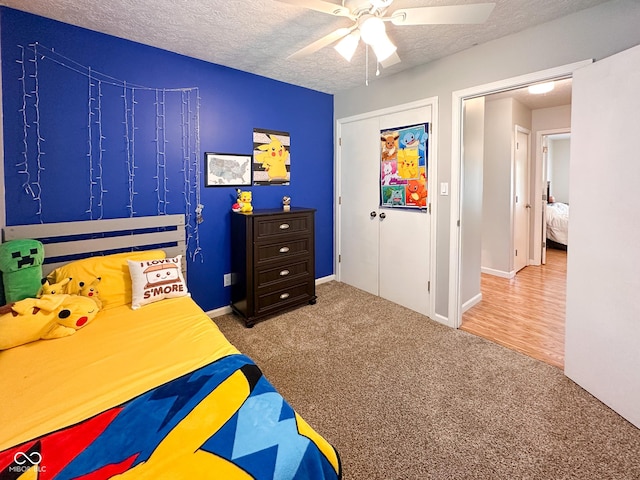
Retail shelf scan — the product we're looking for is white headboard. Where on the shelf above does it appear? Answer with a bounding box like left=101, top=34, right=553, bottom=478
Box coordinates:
left=2, top=215, right=186, bottom=276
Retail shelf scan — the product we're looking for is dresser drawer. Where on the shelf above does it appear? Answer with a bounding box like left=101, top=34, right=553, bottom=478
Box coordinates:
left=255, top=214, right=311, bottom=240
left=255, top=281, right=314, bottom=317
left=256, top=258, right=311, bottom=288
left=255, top=237, right=311, bottom=265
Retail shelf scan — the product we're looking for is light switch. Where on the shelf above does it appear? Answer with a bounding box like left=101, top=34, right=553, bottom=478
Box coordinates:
left=440, top=182, right=449, bottom=196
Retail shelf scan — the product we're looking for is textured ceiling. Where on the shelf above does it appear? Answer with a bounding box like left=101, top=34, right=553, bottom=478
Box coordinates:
left=0, top=0, right=610, bottom=94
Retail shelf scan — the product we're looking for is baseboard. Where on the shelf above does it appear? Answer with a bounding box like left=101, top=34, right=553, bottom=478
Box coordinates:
left=481, top=266, right=515, bottom=279
left=433, top=313, right=449, bottom=327
left=206, top=305, right=232, bottom=318
left=207, top=275, right=335, bottom=319
left=462, top=292, right=482, bottom=313
left=316, top=274, right=335, bottom=285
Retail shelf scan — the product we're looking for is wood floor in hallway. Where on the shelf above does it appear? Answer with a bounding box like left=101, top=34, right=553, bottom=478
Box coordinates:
left=461, top=248, right=567, bottom=369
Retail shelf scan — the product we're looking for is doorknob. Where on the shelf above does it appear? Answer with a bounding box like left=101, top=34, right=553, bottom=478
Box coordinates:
left=379, top=212, right=386, bottom=219
left=370, top=211, right=377, bottom=218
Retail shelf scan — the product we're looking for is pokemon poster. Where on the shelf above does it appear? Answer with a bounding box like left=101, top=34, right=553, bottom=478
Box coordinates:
left=253, top=128, right=291, bottom=185
left=380, top=123, right=428, bottom=208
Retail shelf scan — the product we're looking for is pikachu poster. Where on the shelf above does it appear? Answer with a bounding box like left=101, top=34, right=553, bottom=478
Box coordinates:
left=252, top=128, right=291, bottom=185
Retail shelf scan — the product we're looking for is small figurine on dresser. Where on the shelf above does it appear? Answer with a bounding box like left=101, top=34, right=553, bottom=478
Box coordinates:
left=282, top=196, right=291, bottom=211
left=232, top=189, right=253, bottom=213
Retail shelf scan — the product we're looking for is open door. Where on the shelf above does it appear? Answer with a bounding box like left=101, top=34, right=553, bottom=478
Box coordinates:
left=513, top=126, right=530, bottom=273
left=565, top=44, right=640, bottom=428
left=541, top=138, right=549, bottom=265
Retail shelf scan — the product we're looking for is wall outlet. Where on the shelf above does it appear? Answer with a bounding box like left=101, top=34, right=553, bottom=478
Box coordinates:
left=223, top=273, right=232, bottom=287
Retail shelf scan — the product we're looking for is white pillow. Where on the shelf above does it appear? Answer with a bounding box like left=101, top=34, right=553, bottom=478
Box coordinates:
left=127, top=255, right=189, bottom=309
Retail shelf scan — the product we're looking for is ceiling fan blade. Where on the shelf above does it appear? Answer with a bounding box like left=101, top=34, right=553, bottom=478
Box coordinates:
left=288, top=27, right=353, bottom=60
left=391, top=3, right=495, bottom=26
left=379, top=50, right=401, bottom=68
left=275, top=0, right=354, bottom=18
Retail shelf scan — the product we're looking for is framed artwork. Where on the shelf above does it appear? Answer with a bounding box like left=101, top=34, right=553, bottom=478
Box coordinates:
left=253, top=128, right=291, bottom=186
left=204, top=152, right=252, bottom=187
left=379, top=123, right=429, bottom=208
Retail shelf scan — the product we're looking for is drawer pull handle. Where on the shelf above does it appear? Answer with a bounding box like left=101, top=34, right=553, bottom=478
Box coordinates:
left=280, top=269, right=290, bottom=276
left=279, top=246, right=290, bottom=253
left=279, top=223, right=290, bottom=230
left=280, top=293, right=290, bottom=299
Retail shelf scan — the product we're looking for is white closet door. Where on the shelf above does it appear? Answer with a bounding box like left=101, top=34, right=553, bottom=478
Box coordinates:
left=339, top=105, right=432, bottom=316
left=378, top=107, right=432, bottom=316
left=338, top=117, right=381, bottom=296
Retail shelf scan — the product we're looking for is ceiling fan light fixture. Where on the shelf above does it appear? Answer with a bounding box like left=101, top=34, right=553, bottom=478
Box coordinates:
left=528, top=81, right=555, bottom=94
left=359, top=16, right=385, bottom=44
left=334, top=30, right=360, bottom=62
left=370, top=34, right=397, bottom=62
left=359, top=15, right=396, bottom=62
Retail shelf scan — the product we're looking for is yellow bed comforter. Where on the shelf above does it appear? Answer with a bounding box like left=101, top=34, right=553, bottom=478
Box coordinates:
left=0, top=296, right=238, bottom=450
left=0, top=297, right=340, bottom=479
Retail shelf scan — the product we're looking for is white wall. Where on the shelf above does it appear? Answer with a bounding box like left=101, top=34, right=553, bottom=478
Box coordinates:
left=335, top=0, right=640, bottom=318
left=460, top=97, right=484, bottom=310
left=480, top=97, right=531, bottom=276
left=549, top=138, right=570, bottom=203
left=481, top=98, right=512, bottom=274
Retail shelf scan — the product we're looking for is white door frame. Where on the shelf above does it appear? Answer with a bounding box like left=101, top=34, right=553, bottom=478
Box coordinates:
left=536, top=128, right=571, bottom=266
left=335, top=97, right=439, bottom=320
left=448, top=60, right=592, bottom=329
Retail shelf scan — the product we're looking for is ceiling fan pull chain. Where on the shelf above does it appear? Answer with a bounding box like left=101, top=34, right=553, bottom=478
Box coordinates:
left=365, top=44, right=369, bottom=86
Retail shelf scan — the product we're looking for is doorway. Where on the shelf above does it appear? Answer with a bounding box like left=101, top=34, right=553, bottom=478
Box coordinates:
left=461, top=87, right=568, bottom=367
left=449, top=62, right=587, bottom=367
left=541, top=131, right=571, bottom=264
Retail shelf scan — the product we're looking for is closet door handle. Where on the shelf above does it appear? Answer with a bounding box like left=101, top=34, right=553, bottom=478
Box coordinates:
left=379, top=212, right=387, bottom=219
left=370, top=211, right=377, bottom=218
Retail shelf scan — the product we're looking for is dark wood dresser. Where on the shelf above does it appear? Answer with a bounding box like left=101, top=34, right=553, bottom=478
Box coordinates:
left=230, top=207, right=316, bottom=327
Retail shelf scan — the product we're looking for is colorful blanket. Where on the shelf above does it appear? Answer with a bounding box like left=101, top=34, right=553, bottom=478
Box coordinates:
left=0, top=354, right=341, bottom=480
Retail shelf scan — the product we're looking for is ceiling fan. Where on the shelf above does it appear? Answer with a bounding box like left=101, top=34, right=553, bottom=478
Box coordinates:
left=277, top=0, right=495, bottom=68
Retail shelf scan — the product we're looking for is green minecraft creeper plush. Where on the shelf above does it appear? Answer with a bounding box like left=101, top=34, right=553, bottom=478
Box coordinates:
left=0, top=239, right=45, bottom=304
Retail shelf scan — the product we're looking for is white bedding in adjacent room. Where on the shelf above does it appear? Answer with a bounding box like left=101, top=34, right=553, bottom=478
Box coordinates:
left=546, top=202, right=569, bottom=245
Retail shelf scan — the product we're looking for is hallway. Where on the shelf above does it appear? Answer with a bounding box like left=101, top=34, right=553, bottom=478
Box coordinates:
left=461, top=248, right=567, bottom=369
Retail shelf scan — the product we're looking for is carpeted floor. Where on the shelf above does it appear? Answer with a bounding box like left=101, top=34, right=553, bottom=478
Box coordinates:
left=214, top=281, right=640, bottom=479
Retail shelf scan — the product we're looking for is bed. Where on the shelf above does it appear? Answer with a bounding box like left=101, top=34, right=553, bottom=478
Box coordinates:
left=0, top=216, right=341, bottom=479
left=546, top=202, right=569, bottom=249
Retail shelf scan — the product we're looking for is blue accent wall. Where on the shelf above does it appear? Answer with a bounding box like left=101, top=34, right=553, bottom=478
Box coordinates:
left=1, top=7, right=334, bottom=312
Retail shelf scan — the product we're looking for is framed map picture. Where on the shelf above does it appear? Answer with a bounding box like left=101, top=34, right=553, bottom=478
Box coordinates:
left=204, top=152, right=252, bottom=187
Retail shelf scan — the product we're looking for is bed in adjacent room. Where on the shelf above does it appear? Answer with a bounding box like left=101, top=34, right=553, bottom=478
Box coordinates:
left=546, top=201, right=569, bottom=250
left=0, top=216, right=341, bottom=479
